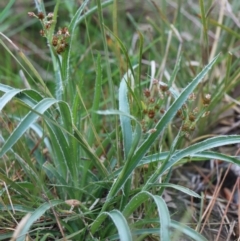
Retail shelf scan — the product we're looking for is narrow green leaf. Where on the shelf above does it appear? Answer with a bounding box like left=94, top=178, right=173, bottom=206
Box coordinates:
left=0, top=173, right=30, bottom=198
left=58, top=101, right=73, bottom=137
left=44, top=121, right=69, bottom=180
left=170, top=220, right=208, bottom=241
left=192, top=151, right=240, bottom=164
left=88, top=53, right=102, bottom=146
left=0, top=0, right=15, bottom=23
left=137, top=31, right=143, bottom=97
left=63, top=0, right=90, bottom=86
left=153, top=195, right=171, bottom=240
left=112, top=150, right=240, bottom=178
left=91, top=210, right=132, bottom=241
left=119, top=70, right=133, bottom=159
left=77, top=0, right=114, bottom=25
left=14, top=200, right=64, bottom=241
left=0, top=88, right=22, bottom=111
left=0, top=84, right=42, bottom=107
left=156, top=183, right=201, bottom=198
left=0, top=98, right=58, bottom=157
left=104, top=25, right=135, bottom=80
left=199, top=0, right=209, bottom=59
left=162, top=135, right=240, bottom=174
left=122, top=191, right=170, bottom=240
left=0, top=34, right=51, bottom=97
left=97, top=109, right=142, bottom=160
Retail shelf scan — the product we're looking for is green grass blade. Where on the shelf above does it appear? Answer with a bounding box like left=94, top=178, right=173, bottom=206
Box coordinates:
left=137, top=31, right=143, bottom=96
left=0, top=84, right=45, bottom=107
left=62, top=0, right=90, bottom=87
left=105, top=25, right=135, bottom=79
left=97, top=0, right=115, bottom=108
left=58, top=101, right=73, bottom=137
left=153, top=195, right=171, bottom=240
left=44, top=122, right=69, bottom=181
left=0, top=173, right=31, bottom=199
left=161, top=135, right=240, bottom=175
left=156, top=183, right=201, bottom=198
left=0, top=98, right=58, bottom=157
left=119, top=70, right=133, bottom=159
left=0, top=88, right=22, bottom=111
left=88, top=53, right=102, bottom=146
left=192, top=151, right=240, bottom=164
left=90, top=210, right=132, bottom=241
left=112, top=150, right=240, bottom=178
left=0, top=0, right=15, bottom=23
left=0, top=36, right=51, bottom=97
left=122, top=191, right=170, bottom=240
left=73, top=126, right=109, bottom=177
left=199, top=0, right=209, bottom=60
left=107, top=210, right=132, bottom=241
left=77, top=0, right=114, bottom=24
left=13, top=200, right=64, bottom=241
left=170, top=220, right=208, bottom=241
left=141, top=150, right=240, bottom=166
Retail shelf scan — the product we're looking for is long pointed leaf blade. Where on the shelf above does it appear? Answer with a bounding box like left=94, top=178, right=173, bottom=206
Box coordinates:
left=91, top=210, right=132, bottom=241
left=0, top=89, right=22, bottom=111
left=119, top=70, right=133, bottom=159
left=122, top=191, right=170, bottom=240
left=13, top=200, right=64, bottom=241
left=0, top=98, right=58, bottom=157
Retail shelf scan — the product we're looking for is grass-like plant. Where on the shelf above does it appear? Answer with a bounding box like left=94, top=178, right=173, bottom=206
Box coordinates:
left=1, top=0, right=240, bottom=240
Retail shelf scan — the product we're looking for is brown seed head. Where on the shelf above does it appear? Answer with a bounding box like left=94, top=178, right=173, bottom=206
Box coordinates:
left=56, top=45, right=64, bottom=54
left=188, top=112, right=195, bottom=122
left=159, top=83, right=169, bottom=92
left=143, top=88, right=151, bottom=98
left=45, top=22, right=51, bottom=29
left=181, top=123, right=190, bottom=132
left=143, top=109, right=148, bottom=115
left=176, top=109, right=182, bottom=117
left=160, top=108, right=165, bottom=114
left=39, top=29, right=45, bottom=36
left=37, top=12, right=45, bottom=20
left=149, top=97, right=155, bottom=103
left=52, top=36, right=58, bottom=46
left=203, top=94, right=211, bottom=106
left=61, top=27, right=68, bottom=34
left=148, top=109, right=155, bottom=119
left=188, top=93, right=196, bottom=101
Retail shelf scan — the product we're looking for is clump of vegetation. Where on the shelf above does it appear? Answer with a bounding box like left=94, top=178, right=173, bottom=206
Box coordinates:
left=1, top=0, right=240, bottom=240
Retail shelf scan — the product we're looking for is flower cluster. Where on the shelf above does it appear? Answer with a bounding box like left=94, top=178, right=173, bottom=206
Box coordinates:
left=141, top=80, right=170, bottom=133
left=28, top=11, right=70, bottom=55
left=52, top=27, right=70, bottom=54
left=177, top=93, right=212, bottom=136
left=141, top=78, right=212, bottom=136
